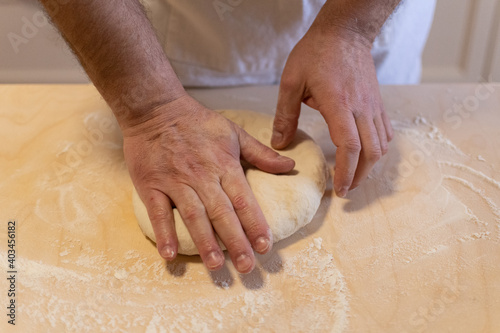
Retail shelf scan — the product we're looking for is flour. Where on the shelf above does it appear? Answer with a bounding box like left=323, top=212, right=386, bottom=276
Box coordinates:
left=392, top=117, right=465, bottom=156
left=458, top=231, right=491, bottom=242
left=332, top=115, right=500, bottom=275
left=1, top=239, right=349, bottom=332
left=114, top=268, right=129, bottom=280
left=313, top=237, right=323, bottom=250
left=443, top=174, right=500, bottom=240
left=423, top=244, right=449, bottom=255
left=443, top=175, right=500, bottom=218
left=3, top=98, right=499, bottom=332
left=439, top=161, right=500, bottom=190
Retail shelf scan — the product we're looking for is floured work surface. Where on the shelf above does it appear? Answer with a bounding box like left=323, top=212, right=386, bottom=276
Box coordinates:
left=0, top=84, right=499, bottom=332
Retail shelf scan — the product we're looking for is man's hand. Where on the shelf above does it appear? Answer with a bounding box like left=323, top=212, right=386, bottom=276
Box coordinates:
left=272, top=0, right=397, bottom=198
left=38, top=0, right=296, bottom=273
left=123, top=95, right=294, bottom=273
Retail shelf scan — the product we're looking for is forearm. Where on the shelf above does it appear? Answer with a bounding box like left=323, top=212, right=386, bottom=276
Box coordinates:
left=39, top=0, right=185, bottom=127
left=313, top=0, right=402, bottom=44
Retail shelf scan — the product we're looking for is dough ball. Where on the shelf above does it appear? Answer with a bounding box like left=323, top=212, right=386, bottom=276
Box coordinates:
left=132, top=110, right=328, bottom=255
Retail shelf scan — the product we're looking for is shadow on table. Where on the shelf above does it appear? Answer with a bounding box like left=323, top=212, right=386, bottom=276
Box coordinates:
left=341, top=138, right=403, bottom=213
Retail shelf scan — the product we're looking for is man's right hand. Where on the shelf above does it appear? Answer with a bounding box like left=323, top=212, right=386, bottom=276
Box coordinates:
left=123, top=95, right=295, bottom=274
left=39, top=0, right=296, bottom=273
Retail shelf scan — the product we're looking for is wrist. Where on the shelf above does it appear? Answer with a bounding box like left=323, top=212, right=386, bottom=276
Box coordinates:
left=311, top=0, right=400, bottom=45
left=106, top=71, right=187, bottom=131
left=119, top=93, right=202, bottom=138
left=307, top=20, right=373, bottom=51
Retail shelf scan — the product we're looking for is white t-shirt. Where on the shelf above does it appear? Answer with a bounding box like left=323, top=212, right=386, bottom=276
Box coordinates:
left=145, top=0, right=436, bottom=86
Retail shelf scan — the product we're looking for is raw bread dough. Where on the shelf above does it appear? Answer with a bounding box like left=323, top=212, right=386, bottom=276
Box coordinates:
left=132, top=110, right=329, bottom=255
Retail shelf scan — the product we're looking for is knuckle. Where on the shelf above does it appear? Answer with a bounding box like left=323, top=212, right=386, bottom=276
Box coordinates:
left=244, top=222, right=266, bottom=240
left=149, top=206, right=170, bottom=223
left=366, top=147, right=382, bottom=162
left=185, top=160, right=208, bottom=177
left=360, top=96, right=372, bottom=110
left=231, top=194, right=250, bottom=212
left=335, top=95, right=350, bottom=110
left=279, top=75, right=299, bottom=92
left=223, top=237, right=247, bottom=252
left=182, top=204, right=206, bottom=223
left=378, top=103, right=387, bottom=115
left=209, top=203, right=235, bottom=221
left=195, top=238, right=219, bottom=253
left=336, top=98, right=360, bottom=118
left=281, top=109, right=300, bottom=122
left=343, top=139, right=362, bottom=154
left=273, top=115, right=291, bottom=133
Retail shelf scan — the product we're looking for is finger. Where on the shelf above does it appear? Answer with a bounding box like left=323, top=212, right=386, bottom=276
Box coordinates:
left=321, top=109, right=360, bottom=198
left=350, top=113, right=382, bottom=190
left=196, top=179, right=256, bottom=274
left=170, top=186, right=225, bottom=271
left=221, top=166, right=273, bottom=255
left=140, top=189, right=178, bottom=261
left=374, top=113, right=389, bottom=156
left=272, top=76, right=303, bottom=149
left=239, top=129, right=295, bottom=174
left=381, top=107, right=393, bottom=141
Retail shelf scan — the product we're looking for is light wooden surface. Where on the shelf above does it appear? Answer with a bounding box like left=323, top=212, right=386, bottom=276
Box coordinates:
left=0, top=84, right=499, bottom=332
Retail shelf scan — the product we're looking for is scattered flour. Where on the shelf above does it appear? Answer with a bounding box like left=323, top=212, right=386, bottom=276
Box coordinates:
left=443, top=175, right=500, bottom=221
left=313, top=237, right=323, bottom=250
left=0, top=240, right=349, bottom=332
left=114, top=268, right=129, bottom=280
left=3, top=106, right=499, bottom=332
left=439, top=161, right=500, bottom=190
left=423, top=244, right=449, bottom=255
left=458, top=232, right=491, bottom=242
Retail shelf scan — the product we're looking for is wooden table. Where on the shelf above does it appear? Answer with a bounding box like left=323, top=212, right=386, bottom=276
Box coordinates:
left=1, top=84, right=499, bottom=332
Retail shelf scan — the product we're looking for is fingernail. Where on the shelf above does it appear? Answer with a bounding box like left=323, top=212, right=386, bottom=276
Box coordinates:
left=160, top=245, right=175, bottom=260
left=277, top=155, right=292, bottom=162
left=206, top=251, right=223, bottom=270
left=271, top=131, right=283, bottom=146
left=254, top=236, right=271, bottom=254
left=337, top=186, right=349, bottom=198
left=236, top=254, right=254, bottom=274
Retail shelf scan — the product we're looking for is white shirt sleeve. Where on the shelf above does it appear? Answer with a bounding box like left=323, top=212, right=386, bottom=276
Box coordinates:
left=145, top=0, right=436, bottom=87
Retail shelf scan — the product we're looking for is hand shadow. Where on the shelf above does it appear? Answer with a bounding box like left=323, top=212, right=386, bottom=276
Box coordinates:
left=341, top=137, right=402, bottom=213
left=208, top=256, right=264, bottom=290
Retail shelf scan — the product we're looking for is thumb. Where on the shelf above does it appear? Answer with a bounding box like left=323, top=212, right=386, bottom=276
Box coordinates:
left=239, top=129, right=295, bottom=174
left=271, top=78, right=303, bottom=149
